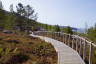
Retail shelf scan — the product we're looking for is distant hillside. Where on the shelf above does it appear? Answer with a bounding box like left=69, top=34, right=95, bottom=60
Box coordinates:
left=59, top=26, right=85, bottom=33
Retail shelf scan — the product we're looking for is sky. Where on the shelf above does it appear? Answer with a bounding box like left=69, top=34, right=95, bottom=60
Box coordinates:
left=0, top=0, right=96, bottom=28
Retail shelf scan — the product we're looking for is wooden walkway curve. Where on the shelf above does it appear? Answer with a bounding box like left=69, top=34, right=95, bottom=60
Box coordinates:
left=30, top=34, right=85, bottom=64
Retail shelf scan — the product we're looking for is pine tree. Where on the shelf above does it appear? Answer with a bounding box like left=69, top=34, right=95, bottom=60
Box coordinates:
left=10, top=4, right=14, bottom=13
left=54, top=25, right=61, bottom=32
left=0, top=0, right=3, bottom=10
left=0, top=0, right=5, bottom=30
left=4, top=4, right=15, bottom=30
left=63, top=26, right=73, bottom=34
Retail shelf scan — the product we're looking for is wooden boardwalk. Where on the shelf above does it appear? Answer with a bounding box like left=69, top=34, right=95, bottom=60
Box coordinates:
left=30, top=34, right=85, bottom=64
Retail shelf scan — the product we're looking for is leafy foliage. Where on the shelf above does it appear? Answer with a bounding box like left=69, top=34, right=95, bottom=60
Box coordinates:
left=54, top=25, right=61, bottom=32
left=0, top=2, right=38, bottom=32
left=0, top=9, right=6, bottom=29
left=87, top=24, right=96, bottom=43
left=63, top=26, right=73, bottom=34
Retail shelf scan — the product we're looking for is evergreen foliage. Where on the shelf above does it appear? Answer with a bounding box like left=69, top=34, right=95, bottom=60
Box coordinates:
left=87, top=24, right=96, bottom=43
left=63, top=26, right=73, bottom=34
left=54, top=25, right=61, bottom=32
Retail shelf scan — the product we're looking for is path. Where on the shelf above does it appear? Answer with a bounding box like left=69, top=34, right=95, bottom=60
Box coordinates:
left=30, top=34, right=85, bottom=64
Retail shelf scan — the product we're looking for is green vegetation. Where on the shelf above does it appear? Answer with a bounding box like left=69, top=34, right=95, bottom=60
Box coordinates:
left=0, top=2, right=58, bottom=63
left=0, top=2, right=38, bottom=32
left=54, top=25, right=61, bottom=32
left=0, top=0, right=96, bottom=63
left=0, top=1, right=60, bottom=33
left=62, top=26, right=73, bottom=34
left=78, top=24, right=96, bottom=44
left=0, top=0, right=74, bottom=34
left=87, top=24, right=96, bottom=43
left=0, top=32, right=57, bottom=64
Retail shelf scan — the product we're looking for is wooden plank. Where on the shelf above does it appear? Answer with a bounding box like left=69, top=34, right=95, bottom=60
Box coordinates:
left=31, top=34, right=85, bottom=64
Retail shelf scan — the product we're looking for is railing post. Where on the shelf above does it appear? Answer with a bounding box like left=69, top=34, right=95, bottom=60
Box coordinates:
left=43, top=31, right=45, bottom=36
left=45, top=31, right=46, bottom=36
left=59, top=32, right=60, bottom=41
left=83, top=39, right=86, bottom=61
left=59, top=32, right=61, bottom=41
left=57, top=32, right=59, bottom=40
left=53, top=32, right=54, bottom=38
left=72, top=36, right=74, bottom=49
left=79, top=39, right=82, bottom=55
left=55, top=32, right=56, bottom=40
left=68, top=34, right=70, bottom=46
left=52, top=32, right=53, bottom=38
left=63, top=33, right=65, bottom=43
left=76, top=38, right=78, bottom=52
left=47, top=32, right=48, bottom=37
left=51, top=32, right=52, bottom=38
left=56, top=32, right=58, bottom=40
left=65, top=34, right=67, bottom=45
left=46, top=31, right=47, bottom=36
left=53, top=32, right=54, bottom=39
left=66, top=35, right=68, bottom=45
left=89, top=42, right=93, bottom=64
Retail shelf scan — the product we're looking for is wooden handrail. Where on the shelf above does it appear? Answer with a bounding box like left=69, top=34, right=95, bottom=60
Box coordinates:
left=33, top=31, right=96, bottom=64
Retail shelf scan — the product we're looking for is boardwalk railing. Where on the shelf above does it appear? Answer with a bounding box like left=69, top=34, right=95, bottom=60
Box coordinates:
left=34, top=31, right=96, bottom=64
